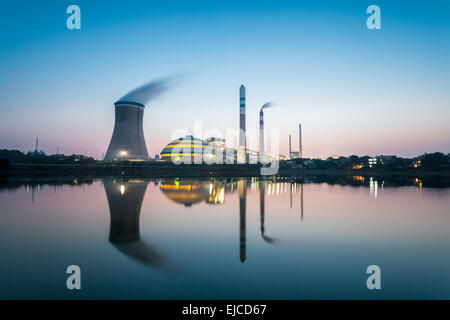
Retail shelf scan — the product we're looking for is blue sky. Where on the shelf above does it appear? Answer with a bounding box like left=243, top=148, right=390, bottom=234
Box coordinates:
left=0, top=0, right=449, bottom=158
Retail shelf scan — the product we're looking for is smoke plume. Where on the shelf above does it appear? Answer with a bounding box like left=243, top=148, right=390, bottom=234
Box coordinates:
left=117, top=77, right=174, bottom=106
left=260, top=102, right=274, bottom=111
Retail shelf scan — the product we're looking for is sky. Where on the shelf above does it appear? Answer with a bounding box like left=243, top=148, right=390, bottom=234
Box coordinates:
left=0, top=0, right=449, bottom=159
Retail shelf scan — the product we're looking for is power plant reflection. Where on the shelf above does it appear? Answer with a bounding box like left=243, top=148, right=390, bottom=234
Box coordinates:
left=259, top=180, right=276, bottom=243
left=103, top=177, right=306, bottom=265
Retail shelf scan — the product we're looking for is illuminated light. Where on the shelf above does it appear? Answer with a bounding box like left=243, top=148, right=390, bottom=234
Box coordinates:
left=26, top=185, right=29, bottom=192
left=414, top=178, right=423, bottom=189
left=353, top=176, right=365, bottom=182
left=369, top=177, right=378, bottom=198
left=120, top=185, right=125, bottom=195
left=352, top=164, right=363, bottom=170
left=208, top=186, right=225, bottom=204
left=119, top=150, right=128, bottom=156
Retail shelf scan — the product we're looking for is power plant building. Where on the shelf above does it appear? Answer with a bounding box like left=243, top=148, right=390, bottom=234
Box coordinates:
left=205, top=137, right=236, bottom=164
left=160, top=135, right=213, bottom=163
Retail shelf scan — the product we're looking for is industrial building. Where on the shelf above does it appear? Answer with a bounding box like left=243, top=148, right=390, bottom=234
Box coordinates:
left=160, top=135, right=213, bottom=163
left=160, top=136, right=240, bottom=164
left=205, top=137, right=225, bottom=151
left=205, top=137, right=237, bottom=164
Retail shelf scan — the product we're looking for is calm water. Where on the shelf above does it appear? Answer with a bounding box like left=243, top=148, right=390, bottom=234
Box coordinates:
left=1, top=176, right=450, bottom=299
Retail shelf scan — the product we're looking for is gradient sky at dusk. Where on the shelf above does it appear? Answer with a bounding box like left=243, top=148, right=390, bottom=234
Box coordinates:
left=0, top=0, right=449, bottom=159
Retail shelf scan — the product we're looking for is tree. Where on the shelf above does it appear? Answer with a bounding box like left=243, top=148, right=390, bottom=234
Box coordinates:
left=0, top=158, right=11, bottom=170
left=421, top=152, right=449, bottom=168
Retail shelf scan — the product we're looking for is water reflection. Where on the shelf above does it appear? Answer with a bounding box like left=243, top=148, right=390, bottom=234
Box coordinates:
left=260, top=180, right=276, bottom=243
left=156, top=177, right=303, bottom=261
left=1, top=174, right=450, bottom=299
left=238, top=179, right=246, bottom=262
left=1, top=175, right=448, bottom=268
left=160, top=179, right=210, bottom=207
left=103, top=178, right=166, bottom=269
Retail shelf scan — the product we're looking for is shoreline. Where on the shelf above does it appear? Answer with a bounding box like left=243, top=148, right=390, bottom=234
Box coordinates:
left=1, top=163, right=450, bottom=178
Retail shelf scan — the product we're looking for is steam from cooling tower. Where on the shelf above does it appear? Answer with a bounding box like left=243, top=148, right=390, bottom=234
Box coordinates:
left=117, top=77, right=176, bottom=106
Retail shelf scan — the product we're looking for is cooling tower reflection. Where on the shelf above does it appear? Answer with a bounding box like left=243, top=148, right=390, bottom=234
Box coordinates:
left=103, top=178, right=166, bottom=269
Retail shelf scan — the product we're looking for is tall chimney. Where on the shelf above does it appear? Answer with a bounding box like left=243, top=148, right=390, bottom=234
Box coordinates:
left=239, top=85, right=246, bottom=147
left=237, top=85, right=247, bottom=164
left=289, top=134, right=292, bottom=159
left=259, top=109, right=264, bottom=162
left=299, top=123, right=302, bottom=159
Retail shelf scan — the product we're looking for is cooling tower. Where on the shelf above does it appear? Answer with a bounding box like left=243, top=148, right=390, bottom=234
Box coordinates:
left=104, top=101, right=149, bottom=161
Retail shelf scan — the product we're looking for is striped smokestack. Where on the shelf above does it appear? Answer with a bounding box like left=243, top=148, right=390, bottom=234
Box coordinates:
left=258, top=102, right=272, bottom=162
left=299, top=123, right=302, bottom=158
left=259, top=109, right=264, bottom=162
left=289, top=134, right=292, bottom=159
left=239, top=85, right=246, bottom=147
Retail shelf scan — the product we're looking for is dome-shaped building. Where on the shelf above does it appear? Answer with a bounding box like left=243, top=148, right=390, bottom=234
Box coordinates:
left=160, top=135, right=213, bottom=163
